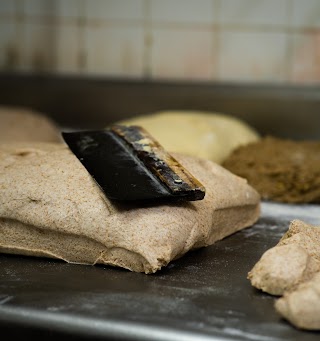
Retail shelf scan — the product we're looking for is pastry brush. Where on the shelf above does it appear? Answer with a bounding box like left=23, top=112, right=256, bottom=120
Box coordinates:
left=62, top=125, right=205, bottom=202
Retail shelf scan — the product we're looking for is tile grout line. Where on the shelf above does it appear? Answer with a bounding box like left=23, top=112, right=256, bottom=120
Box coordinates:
left=143, top=0, right=152, bottom=80
left=77, top=0, right=87, bottom=73
left=14, top=0, right=24, bottom=70
left=285, top=0, right=294, bottom=83
left=214, top=0, right=222, bottom=81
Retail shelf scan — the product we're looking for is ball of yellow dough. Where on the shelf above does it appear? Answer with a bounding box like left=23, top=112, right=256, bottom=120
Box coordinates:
left=114, top=110, right=260, bottom=164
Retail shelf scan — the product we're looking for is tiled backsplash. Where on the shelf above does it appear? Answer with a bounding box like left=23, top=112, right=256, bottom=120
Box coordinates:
left=0, top=0, right=320, bottom=84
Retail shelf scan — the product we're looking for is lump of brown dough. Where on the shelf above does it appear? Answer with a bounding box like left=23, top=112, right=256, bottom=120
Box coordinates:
left=222, top=136, right=320, bottom=203
left=275, top=271, right=320, bottom=330
left=0, top=106, right=62, bottom=143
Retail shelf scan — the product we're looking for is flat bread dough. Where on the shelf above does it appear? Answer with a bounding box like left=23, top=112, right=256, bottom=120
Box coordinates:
left=0, top=142, right=260, bottom=274
left=114, top=110, right=260, bottom=164
left=0, top=106, right=61, bottom=143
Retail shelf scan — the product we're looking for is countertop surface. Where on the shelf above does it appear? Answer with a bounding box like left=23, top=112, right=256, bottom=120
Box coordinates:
left=0, top=202, right=320, bottom=340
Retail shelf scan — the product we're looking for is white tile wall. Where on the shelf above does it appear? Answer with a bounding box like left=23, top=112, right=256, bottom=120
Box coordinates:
left=84, top=25, right=144, bottom=77
left=56, top=0, right=84, bottom=19
left=22, top=0, right=58, bottom=17
left=150, top=0, right=216, bottom=25
left=291, top=32, right=320, bottom=83
left=56, top=24, right=81, bottom=73
left=291, top=0, right=320, bottom=28
left=1, top=0, right=320, bottom=84
left=85, top=0, right=144, bottom=21
left=151, top=27, right=215, bottom=80
left=19, top=21, right=57, bottom=72
left=219, top=31, right=288, bottom=82
left=0, top=0, right=16, bottom=16
left=0, top=20, right=17, bottom=68
left=219, top=0, right=289, bottom=27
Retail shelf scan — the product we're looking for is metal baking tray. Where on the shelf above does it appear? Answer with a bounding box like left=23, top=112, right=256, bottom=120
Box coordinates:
left=1, top=201, right=319, bottom=340
left=1, top=73, right=319, bottom=339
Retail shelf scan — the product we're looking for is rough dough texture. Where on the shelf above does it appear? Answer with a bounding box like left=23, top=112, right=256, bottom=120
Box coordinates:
left=222, top=136, right=320, bottom=203
left=114, top=110, right=260, bottom=164
left=278, top=219, right=320, bottom=261
left=275, top=272, right=320, bottom=330
left=0, top=106, right=62, bottom=143
left=248, top=219, right=320, bottom=330
left=248, top=219, right=320, bottom=295
left=248, top=243, right=320, bottom=296
left=0, top=142, right=260, bottom=274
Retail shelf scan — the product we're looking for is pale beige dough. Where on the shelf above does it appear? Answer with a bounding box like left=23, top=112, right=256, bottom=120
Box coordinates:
left=248, top=219, right=320, bottom=296
left=0, top=106, right=62, bottom=143
left=0, top=142, right=260, bottom=274
left=275, top=271, right=320, bottom=330
left=248, top=243, right=320, bottom=296
left=114, top=110, right=260, bottom=164
left=248, top=219, right=320, bottom=330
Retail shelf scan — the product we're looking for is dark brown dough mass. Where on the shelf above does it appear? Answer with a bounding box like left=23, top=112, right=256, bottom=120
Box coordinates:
left=222, top=136, right=320, bottom=203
